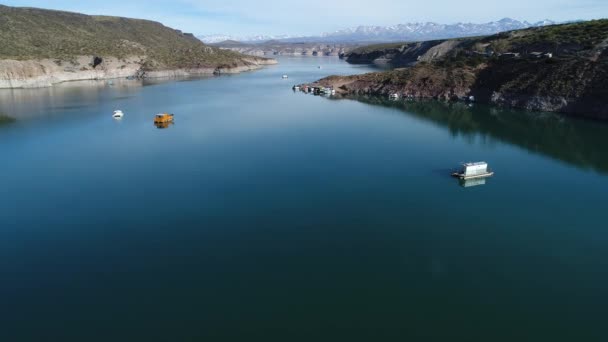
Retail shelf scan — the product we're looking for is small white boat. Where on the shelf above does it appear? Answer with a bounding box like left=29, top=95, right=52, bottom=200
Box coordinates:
left=282, top=75, right=289, bottom=79
left=389, top=93, right=399, bottom=100
left=112, top=110, right=124, bottom=119
left=451, top=162, right=494, bottom=180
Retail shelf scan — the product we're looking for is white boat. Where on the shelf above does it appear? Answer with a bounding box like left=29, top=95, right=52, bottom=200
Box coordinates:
left=112, top=110, right=124, bottom=119
left=451, top=162, right=494, bottom=180
left=282, top=75, right=289, bottom=79
left=389, top=93, right=399, bottom=100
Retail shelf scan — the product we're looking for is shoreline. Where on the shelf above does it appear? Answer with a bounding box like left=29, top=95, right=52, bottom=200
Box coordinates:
left=0, top=56, right=277, bottom=89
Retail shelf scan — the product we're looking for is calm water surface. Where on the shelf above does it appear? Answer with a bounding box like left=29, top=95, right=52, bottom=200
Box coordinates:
left=1, top=57, right=607, bottom=341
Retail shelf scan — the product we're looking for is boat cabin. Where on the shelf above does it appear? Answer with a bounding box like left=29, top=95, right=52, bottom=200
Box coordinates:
left=154, top=113, right=174, bottom=124
left=462, top=162, right=488, bottom=176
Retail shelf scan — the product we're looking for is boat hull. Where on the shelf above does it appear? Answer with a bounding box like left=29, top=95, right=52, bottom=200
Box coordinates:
left=451, top=172, right=494, bottom=180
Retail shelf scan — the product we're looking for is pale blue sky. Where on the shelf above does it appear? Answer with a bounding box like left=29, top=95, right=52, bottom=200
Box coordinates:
left=3, top=0, right=607, bottom=35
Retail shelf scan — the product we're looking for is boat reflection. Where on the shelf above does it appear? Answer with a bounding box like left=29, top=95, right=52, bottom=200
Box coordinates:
left=344, top=96, right=608, bottom=174
left=458, top=177, right=487, bottom=188
left=154, top=121, right=174, bottom=129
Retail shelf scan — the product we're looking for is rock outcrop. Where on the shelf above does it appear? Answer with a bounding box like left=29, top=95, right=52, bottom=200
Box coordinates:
left=0, top=56, right=277, bottom=88
left=309, top=55, right=608, bottom=119
left=308, top=20, right=608, bottom=119
left=211, top=41, right=358, bottom=57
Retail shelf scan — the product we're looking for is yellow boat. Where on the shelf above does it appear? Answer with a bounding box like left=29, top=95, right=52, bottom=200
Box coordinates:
left=154, top=113, right=174, bottom=124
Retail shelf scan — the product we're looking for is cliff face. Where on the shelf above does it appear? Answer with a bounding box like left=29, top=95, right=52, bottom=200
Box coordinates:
left=475, top=57, right=608, bottom=116
left=0, top=56, right=276, bottom=88
left=0, top=5, right=276, bottom=88
left=211, top=41, right=358, bottom=57
left=311, top=20, right=608, bottom=119
left=343, top=40, right=457, bottom=66
left=314, top=63, right=478, bottom=100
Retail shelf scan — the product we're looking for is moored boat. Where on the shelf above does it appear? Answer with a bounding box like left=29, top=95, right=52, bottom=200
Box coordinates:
left=154, top=113, right=174, bottom=124
left=451, top=162, right=494, bottom=179
left=112, top=110, right=124, bottom=119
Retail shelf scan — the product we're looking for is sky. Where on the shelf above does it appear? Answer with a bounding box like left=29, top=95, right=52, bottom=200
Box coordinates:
left=3, top=0, right=607, bottom=36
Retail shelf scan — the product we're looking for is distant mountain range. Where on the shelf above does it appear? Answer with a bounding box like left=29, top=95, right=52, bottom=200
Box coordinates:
left=199, top=34, right=297, bottom=44
left=199, top=18, right=566, bottom=44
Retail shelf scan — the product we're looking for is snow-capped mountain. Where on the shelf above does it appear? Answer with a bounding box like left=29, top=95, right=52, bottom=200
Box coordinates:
left=198, top=34, right=295, bottom=44
left=200, top=18, right=561, bottom=44
left=315, top=18, right=558, bottom=42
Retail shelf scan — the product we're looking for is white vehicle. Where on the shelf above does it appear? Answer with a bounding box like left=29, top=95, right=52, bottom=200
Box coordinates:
left=112, top=110, right=124, bottom=119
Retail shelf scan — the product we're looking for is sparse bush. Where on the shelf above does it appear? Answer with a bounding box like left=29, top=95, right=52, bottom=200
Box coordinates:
left=0, top=7, right=263, bottom=69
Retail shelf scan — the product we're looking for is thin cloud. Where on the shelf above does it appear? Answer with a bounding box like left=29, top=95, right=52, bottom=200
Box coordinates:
left=2, top=0, right=606, bottom=35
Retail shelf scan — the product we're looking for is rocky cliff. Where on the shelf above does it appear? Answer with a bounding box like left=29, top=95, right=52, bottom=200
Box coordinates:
left=0, top=56, right=276, bottom=88
left=344, top=40, right=464, bottom=66
left=211, top=41, right=360, bottom=57
left=309, top=20, right=608, bottom=119
left=0, top=5, right=276, bottom=88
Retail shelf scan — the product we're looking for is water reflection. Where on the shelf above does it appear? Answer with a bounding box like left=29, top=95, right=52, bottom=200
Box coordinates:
left=0, top=76, right=212, bottom=122
left=0, top=79, right=145, bottom=121
left=0, top=113, right=16, bottom=126
left=154, top=121, right=174, bottom=129
left=459, top=177, right=487, bottom=188
left=345, top=96, right=608, bottom=174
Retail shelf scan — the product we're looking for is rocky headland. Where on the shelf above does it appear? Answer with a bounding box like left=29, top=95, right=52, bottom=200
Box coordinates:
left=305, top=20, right=608, bottom=119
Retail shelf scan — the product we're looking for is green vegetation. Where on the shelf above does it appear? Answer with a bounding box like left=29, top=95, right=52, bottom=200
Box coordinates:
left=0, top=5, right=264, bottom=69
left=508, top=20, right=608, bottom=52
left=0, top=113, right=16, bottom=125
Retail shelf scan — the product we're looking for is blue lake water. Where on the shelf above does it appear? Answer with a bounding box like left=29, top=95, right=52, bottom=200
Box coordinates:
left=1, top=57, right=607, bottom=341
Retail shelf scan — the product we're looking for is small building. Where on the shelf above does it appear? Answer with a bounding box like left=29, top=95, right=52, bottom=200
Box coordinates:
left=530, top=52, right=544, bottom=58
left=498, top=52, right=520, bottom=59
left=530, top=52, right=553, bottom=59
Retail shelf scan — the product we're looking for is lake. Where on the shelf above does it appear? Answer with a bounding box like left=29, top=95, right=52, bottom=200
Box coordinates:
left=1, top=57, right=607, bottom=341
